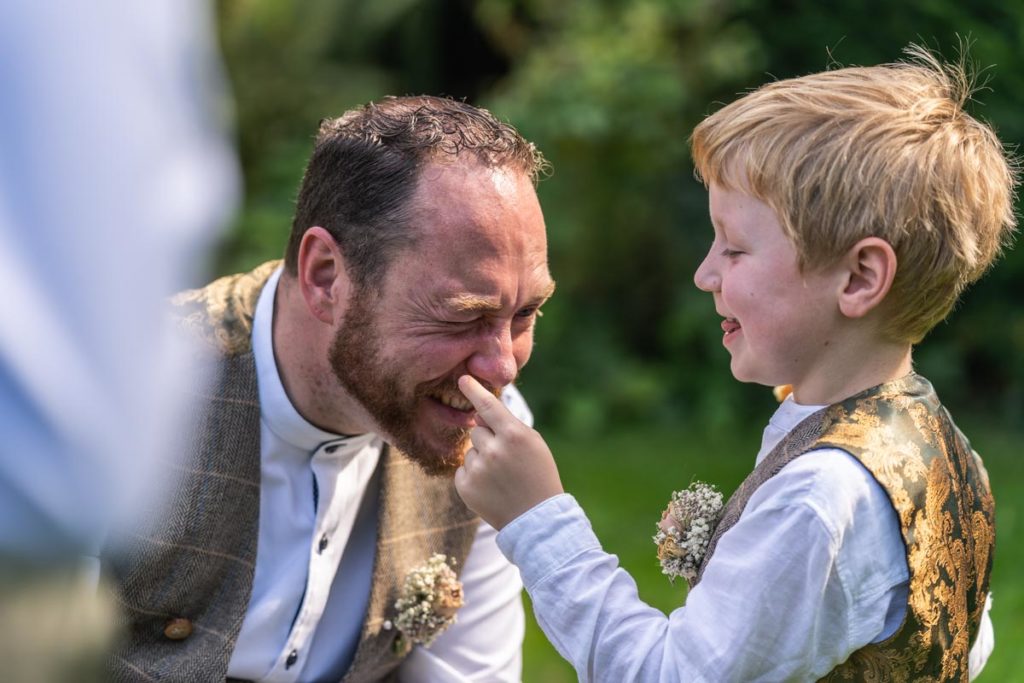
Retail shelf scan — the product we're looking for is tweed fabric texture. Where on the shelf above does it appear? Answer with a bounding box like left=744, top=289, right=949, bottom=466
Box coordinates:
left=109, top=261, right=480, bottom=682
left=693, top=374, right=994, bottom=682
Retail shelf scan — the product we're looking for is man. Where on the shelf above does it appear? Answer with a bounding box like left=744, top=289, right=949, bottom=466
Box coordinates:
left=110, top=96, right=555, bottom=682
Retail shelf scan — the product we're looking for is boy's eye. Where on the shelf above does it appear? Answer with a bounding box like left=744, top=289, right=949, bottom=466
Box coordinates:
left=721, top=248, right=744, bottom=258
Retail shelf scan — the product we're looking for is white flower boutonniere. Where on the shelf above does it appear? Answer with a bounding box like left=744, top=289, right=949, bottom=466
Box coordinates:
left=390, top=554, right=464, bottom=654
left=653, top=481, right=724, bottom=585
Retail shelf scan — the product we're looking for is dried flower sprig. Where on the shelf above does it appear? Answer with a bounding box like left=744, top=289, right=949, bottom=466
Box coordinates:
left=653, top=481, right=724, bottom=585
left=391, top=554, right=464, bottom=653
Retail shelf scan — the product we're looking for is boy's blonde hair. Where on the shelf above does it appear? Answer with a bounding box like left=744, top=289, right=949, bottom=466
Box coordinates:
left=691, top=46, right=1018, bottom=343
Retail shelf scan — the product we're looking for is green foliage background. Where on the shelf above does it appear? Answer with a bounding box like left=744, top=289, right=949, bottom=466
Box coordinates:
left=215, top=0, right=1024, bottom=434
left=211, top=1, right=1023, bottom=679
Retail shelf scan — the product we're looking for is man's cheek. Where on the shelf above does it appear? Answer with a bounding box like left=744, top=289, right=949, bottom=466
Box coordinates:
left=420, top=346, right=476, bottom=380
left=513, top=337, right=535, bottom=370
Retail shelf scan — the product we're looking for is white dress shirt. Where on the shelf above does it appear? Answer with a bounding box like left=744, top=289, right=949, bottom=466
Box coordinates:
left=498, top=396, right=994, bottom=682
left=227, top=266, right=525, bottom=682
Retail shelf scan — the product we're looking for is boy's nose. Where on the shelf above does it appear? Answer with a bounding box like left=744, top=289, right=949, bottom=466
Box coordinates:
left=693, top=254, right=720, bottom=292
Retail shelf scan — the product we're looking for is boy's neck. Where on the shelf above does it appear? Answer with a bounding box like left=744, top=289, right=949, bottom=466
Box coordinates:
left=790, top=339, right=913, bottom=407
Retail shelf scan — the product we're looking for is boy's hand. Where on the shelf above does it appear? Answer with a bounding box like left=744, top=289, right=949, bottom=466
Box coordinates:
left=454, top=375, right=564, bottom=530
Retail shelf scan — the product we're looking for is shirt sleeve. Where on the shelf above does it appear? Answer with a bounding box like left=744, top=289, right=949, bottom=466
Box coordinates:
left=500, top=383, right=534, bottom=427
left=496, top=449, right=918, bottom=682
left=0, top=0, right=237, bottom=559
left=969, top=593, right=994, bottom=680
left=398, top=520, right=524, bottom=682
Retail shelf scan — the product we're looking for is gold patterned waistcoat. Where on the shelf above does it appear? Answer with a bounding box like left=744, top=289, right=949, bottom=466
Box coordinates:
left=109, top=261, right=481, bottom=682
left=694, top=374, right=994, bottom=682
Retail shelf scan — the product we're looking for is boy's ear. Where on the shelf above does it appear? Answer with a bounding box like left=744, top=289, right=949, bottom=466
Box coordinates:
left=296, top=226, right=352, bottom=324
left=837, top=237, right=897, bottom=319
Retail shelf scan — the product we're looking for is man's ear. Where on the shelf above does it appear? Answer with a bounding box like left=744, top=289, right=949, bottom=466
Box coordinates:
left=296, top=226, right=351, bottom=324
left=837, top=237, right=897, bottom=319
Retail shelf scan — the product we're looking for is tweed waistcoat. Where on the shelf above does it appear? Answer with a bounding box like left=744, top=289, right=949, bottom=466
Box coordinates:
left=109, top=261, right=481, bottom=682
left=693, top=374, right=994, bottom=682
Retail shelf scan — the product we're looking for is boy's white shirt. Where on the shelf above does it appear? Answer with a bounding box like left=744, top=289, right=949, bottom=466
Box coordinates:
left=498, top=396, right=994, bottom=682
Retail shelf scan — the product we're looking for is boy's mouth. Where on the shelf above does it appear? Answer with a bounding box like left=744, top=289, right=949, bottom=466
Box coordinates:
left=721, top=317, right=741, bottom=339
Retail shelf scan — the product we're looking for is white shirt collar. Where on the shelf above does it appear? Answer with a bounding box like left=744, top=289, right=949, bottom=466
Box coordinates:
left=252, top=265, right=374, bottom=456
left=755, top=394, right=827, bottom=465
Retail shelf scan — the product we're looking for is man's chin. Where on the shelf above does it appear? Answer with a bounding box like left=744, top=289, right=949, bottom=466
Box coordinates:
left=390, top=431, right=469, bottom=478
left=411, top=455, right=463, bottom=478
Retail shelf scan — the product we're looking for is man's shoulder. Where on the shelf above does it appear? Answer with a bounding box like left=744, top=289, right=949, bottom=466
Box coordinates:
left=169, top=260, right=280, bottom=356
left=500, top=384, right=533, bottom=427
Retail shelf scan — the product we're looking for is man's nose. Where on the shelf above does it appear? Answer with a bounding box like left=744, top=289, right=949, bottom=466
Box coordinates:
left=466, top=322, right=519, bottom=390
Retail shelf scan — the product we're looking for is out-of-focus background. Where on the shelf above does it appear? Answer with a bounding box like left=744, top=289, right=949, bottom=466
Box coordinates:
left=211, top=1, right=1023, bottom=679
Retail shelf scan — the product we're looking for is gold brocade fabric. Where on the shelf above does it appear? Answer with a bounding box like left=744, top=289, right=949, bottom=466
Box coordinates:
left=694, top=374, right=994, bottom=682
left=816, top=375, right=994, bottom=683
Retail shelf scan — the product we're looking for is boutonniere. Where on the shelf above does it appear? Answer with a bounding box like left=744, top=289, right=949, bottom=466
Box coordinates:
left=653, top=481, right=724, bottom=585
left=388, top=554, right=464, bottom=655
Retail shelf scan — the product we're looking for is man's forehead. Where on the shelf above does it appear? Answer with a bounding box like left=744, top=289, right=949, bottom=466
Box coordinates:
left=409, top=193, right=547, bottom=266
left=392, top=155, right=551, bottom=306
left=410, top=160, right=537, bottom=222
left=415, top=155, right=525, bottom=186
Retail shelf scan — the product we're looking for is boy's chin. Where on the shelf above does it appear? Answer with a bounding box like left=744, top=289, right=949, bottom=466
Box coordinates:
left=728, top=360, right=766, bottom=385
left=729, top=363, right=789, bottom=396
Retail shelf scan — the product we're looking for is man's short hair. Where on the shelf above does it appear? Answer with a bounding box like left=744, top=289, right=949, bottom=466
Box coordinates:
left=690, top=46, right=1018, bottom=343
left=285, top=95, right=548, bottom=289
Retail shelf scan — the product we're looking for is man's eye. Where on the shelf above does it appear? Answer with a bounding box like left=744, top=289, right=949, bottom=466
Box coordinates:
left=515, top=306, right=542, bottom=319
left=441, top=317, right=478, bottom=327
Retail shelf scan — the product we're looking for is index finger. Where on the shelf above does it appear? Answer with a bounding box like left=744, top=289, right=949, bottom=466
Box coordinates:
left=458, top=375, right=517, bottom=432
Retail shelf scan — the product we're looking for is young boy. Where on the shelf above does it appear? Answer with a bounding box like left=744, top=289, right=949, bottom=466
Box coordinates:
left=454, top=47, right=1015, bottom=681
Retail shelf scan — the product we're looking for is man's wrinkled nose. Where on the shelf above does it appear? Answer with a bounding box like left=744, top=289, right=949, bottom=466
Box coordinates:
left=467, top=322, right=518, bottom=390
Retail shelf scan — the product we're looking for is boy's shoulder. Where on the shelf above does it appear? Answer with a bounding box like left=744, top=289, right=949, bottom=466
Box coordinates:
left=749, top=447, right=890, bottom=534
left=741, top=446, right=908, bottom=593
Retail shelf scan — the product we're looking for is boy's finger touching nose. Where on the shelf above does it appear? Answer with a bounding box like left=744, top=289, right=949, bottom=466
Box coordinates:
left=458, top=375, right=511, bottom=430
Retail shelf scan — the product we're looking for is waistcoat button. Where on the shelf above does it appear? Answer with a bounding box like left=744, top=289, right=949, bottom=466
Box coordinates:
left=163, top=618, right=193, bottom=640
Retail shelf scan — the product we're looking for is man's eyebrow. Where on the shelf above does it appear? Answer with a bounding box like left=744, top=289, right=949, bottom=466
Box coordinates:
left=444, top=281, right=557, bottom=313
left=445, top=294, right=503, bottom=313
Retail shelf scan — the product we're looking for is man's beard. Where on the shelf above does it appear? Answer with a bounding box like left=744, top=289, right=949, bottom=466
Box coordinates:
left=328, top=293, right=469, bottom=477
